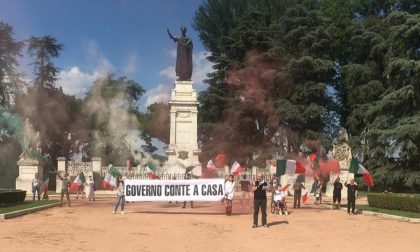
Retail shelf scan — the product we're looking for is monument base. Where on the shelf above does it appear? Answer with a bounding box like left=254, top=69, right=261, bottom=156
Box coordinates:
left=16, top=159, right=42, bottom=195
left=326, top=170, right=354, bottom=199
left=164, top=148, right=202, bottom=177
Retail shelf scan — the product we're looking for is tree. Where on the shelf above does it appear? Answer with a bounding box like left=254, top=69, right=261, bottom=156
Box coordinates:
left=16, top=36, right=85, bottom=171
left=27, top=36, right=63, bottom=90
left=82, top=75, right=145, bottom=165
left=0, top=21, right=24, bottom=109
left=194, top=1, right=335, bottom=164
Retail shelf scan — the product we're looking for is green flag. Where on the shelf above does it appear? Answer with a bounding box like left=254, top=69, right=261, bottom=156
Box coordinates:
left=276, top=159, right=286, bottom=176
left=349, top=158, right=359, bottom=174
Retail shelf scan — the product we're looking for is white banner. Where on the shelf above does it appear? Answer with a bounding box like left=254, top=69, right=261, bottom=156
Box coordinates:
left=125, top=179, right=225, bottom=202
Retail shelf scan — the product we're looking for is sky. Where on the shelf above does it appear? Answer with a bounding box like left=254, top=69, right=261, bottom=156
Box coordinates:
left=0, top=0, right=212, bottom=109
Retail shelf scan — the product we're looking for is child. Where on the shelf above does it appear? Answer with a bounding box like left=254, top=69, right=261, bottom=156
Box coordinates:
left=315, top=182, right=322, bottom=205
left=273, top=184, right=288, bottom=215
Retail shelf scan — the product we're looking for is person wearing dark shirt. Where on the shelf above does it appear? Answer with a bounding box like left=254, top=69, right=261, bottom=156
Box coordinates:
left=332, top=177, right=343, bottom=210
left=293, top=182, right=305, bottom=208
left=252, top=172, right=269, bottom=228
left=345, top=179, right=358, bottom=215
left=240, top=175, right=251, bottom=210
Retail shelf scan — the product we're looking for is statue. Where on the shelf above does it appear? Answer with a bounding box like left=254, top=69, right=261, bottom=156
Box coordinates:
left=332, top=129, right=352, bottom=170
left=19, top=118, right=41, bottom=159
left=167, top=26, right=193, bottom=81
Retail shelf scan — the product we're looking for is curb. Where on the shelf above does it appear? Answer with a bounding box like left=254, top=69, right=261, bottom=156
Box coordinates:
left=358, top=210, right=420, bottom=223
left=322, top=202, right=420, bottom=223
left=0, top=202, right=61, bottom=220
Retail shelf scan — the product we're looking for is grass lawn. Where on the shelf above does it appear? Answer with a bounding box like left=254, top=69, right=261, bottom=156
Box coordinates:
left=356, top=205, right=420, bottom=219
left=0, top=200, right=59, bottom=214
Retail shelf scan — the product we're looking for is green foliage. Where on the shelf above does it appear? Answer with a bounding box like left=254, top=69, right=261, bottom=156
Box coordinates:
left=82, top=75, right=145, bottom=165
left=27, top=36, right=63, bottom=89
left=194, top=1, right=336, bottom=163
left=0, top=199, right=58, bottom=214
left=367, top=193, right=420, bottom=213
left=0, top=189, right=26, bottom=206
left=0, top=21, right=24, bottom=108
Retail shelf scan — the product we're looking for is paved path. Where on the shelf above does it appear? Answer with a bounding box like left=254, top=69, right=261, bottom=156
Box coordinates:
left=0, top=197, right=418, bottom=252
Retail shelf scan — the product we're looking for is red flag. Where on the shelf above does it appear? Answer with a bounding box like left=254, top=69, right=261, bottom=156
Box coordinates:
left=319, top=160, right=340, bottom=173
left=231, top=161, right=242, bottom=176
left=215, top=154, right=226, bottom=168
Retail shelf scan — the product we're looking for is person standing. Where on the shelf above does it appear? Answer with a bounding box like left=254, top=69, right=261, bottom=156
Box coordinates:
left=239, top=175, right=251, bottom=210
left=332, top=177, right=343, bottom=210
left=86, top=175, right=95, bottom=201
left=182, top=173, right=193, bottom=208
left=113, top=177, right=125, bottom=214
left=224, top=175, right=235, bottom=216
left=32, top=173, right=41, bottom=201
left=169, top=175, right=178, bottom=204
left=57, top=173, right=71, bottom=207
left=345, top=179, right=358, bottom=215
left=252, top=172, right=269, bottom=228
left=76, top=181, right=84, bottom=200
left=315, top=181, right=323, bottom=205
left=293, top=181, right=305, bottom=208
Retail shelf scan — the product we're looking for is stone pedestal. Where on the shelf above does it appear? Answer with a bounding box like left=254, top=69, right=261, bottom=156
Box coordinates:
left=326, top=170, right=354, bottom=199
left=16, top=159, right=42, bottom=195
left=165, top=80, right=201, bottom=176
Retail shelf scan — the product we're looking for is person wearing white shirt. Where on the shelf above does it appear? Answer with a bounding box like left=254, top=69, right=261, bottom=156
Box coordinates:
left=273, top=184, right=288, bottom=215
left=224, top=175, right=235, bottom=216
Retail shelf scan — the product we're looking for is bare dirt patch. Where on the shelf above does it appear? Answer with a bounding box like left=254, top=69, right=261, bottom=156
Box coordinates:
left=0, top=197, right=418, bottom=252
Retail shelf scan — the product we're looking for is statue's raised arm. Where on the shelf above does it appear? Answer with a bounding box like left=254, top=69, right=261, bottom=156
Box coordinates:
left=167, top=28, right=177, bottom=42
left=167, top=26, right=193, bottom=81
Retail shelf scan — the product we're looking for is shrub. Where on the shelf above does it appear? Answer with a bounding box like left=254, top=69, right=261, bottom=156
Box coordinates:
left=367, top=193, right=420, bottom=213
left=0, top=190, right=27, bottom=206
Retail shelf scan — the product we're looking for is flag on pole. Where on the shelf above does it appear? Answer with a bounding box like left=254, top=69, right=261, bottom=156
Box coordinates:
left=281, top=183, right=290, bottom=192
left=231, top=161, right=242, bottom=176
left=42, top=172, right=49, bottom=194
left=276, top=159, right=306, bottom=176
left=102, top=165, right=121, bottom=190
left=349, top=158, right=374, bottom=186
left=70, top=172, right=86, bottom=191
left=127, top=159, right=132, bottom=172
left=203, top=159, right=217, bottom=178
left=319, top=160, right=340, bottom=173
left=302, top=182, right=316, bottom=204
left=146, top=166, right=159, bottom=179
left=145, top=161, right=160, bottom=179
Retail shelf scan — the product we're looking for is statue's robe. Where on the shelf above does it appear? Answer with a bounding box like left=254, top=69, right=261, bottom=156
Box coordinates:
left=175, top=37, right=193, bottom=81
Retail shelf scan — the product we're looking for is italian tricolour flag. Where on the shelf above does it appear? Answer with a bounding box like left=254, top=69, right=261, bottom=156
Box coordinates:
left=42, top=172, right=49, bottom=194
left=276, top=159, right=306, bottom=176
left=102, top=165, right=121, bottom=190
left=145, top=161, right=160, bottom=179
left=349, top=158, right=374, bottom=186
left=302, top=182, right=316, bottom=204
left=70, top=172, right=86, bottom=191
left=202, top=159, right=217, bottom=178
left=231, top=161, right=242, bottom=176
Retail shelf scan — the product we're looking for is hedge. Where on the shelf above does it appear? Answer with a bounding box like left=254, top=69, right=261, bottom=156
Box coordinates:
left=0, top=190, right=27, bottom=206
left=367, top=193, right=420, bottom=213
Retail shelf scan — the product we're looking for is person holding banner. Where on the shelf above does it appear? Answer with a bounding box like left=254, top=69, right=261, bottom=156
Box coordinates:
left=252, top=172, right=269, bottom=228
left=239, top=175, right=251, bottom=210
left=224, top=175, right=235, bottom=216
left=113, top=177, right=125, bottom=214
left=182, top=173, right=193, bottom=208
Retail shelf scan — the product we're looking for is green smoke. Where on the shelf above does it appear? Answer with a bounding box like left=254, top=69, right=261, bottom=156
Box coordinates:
left=0, top=107, right=54, bottom=170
